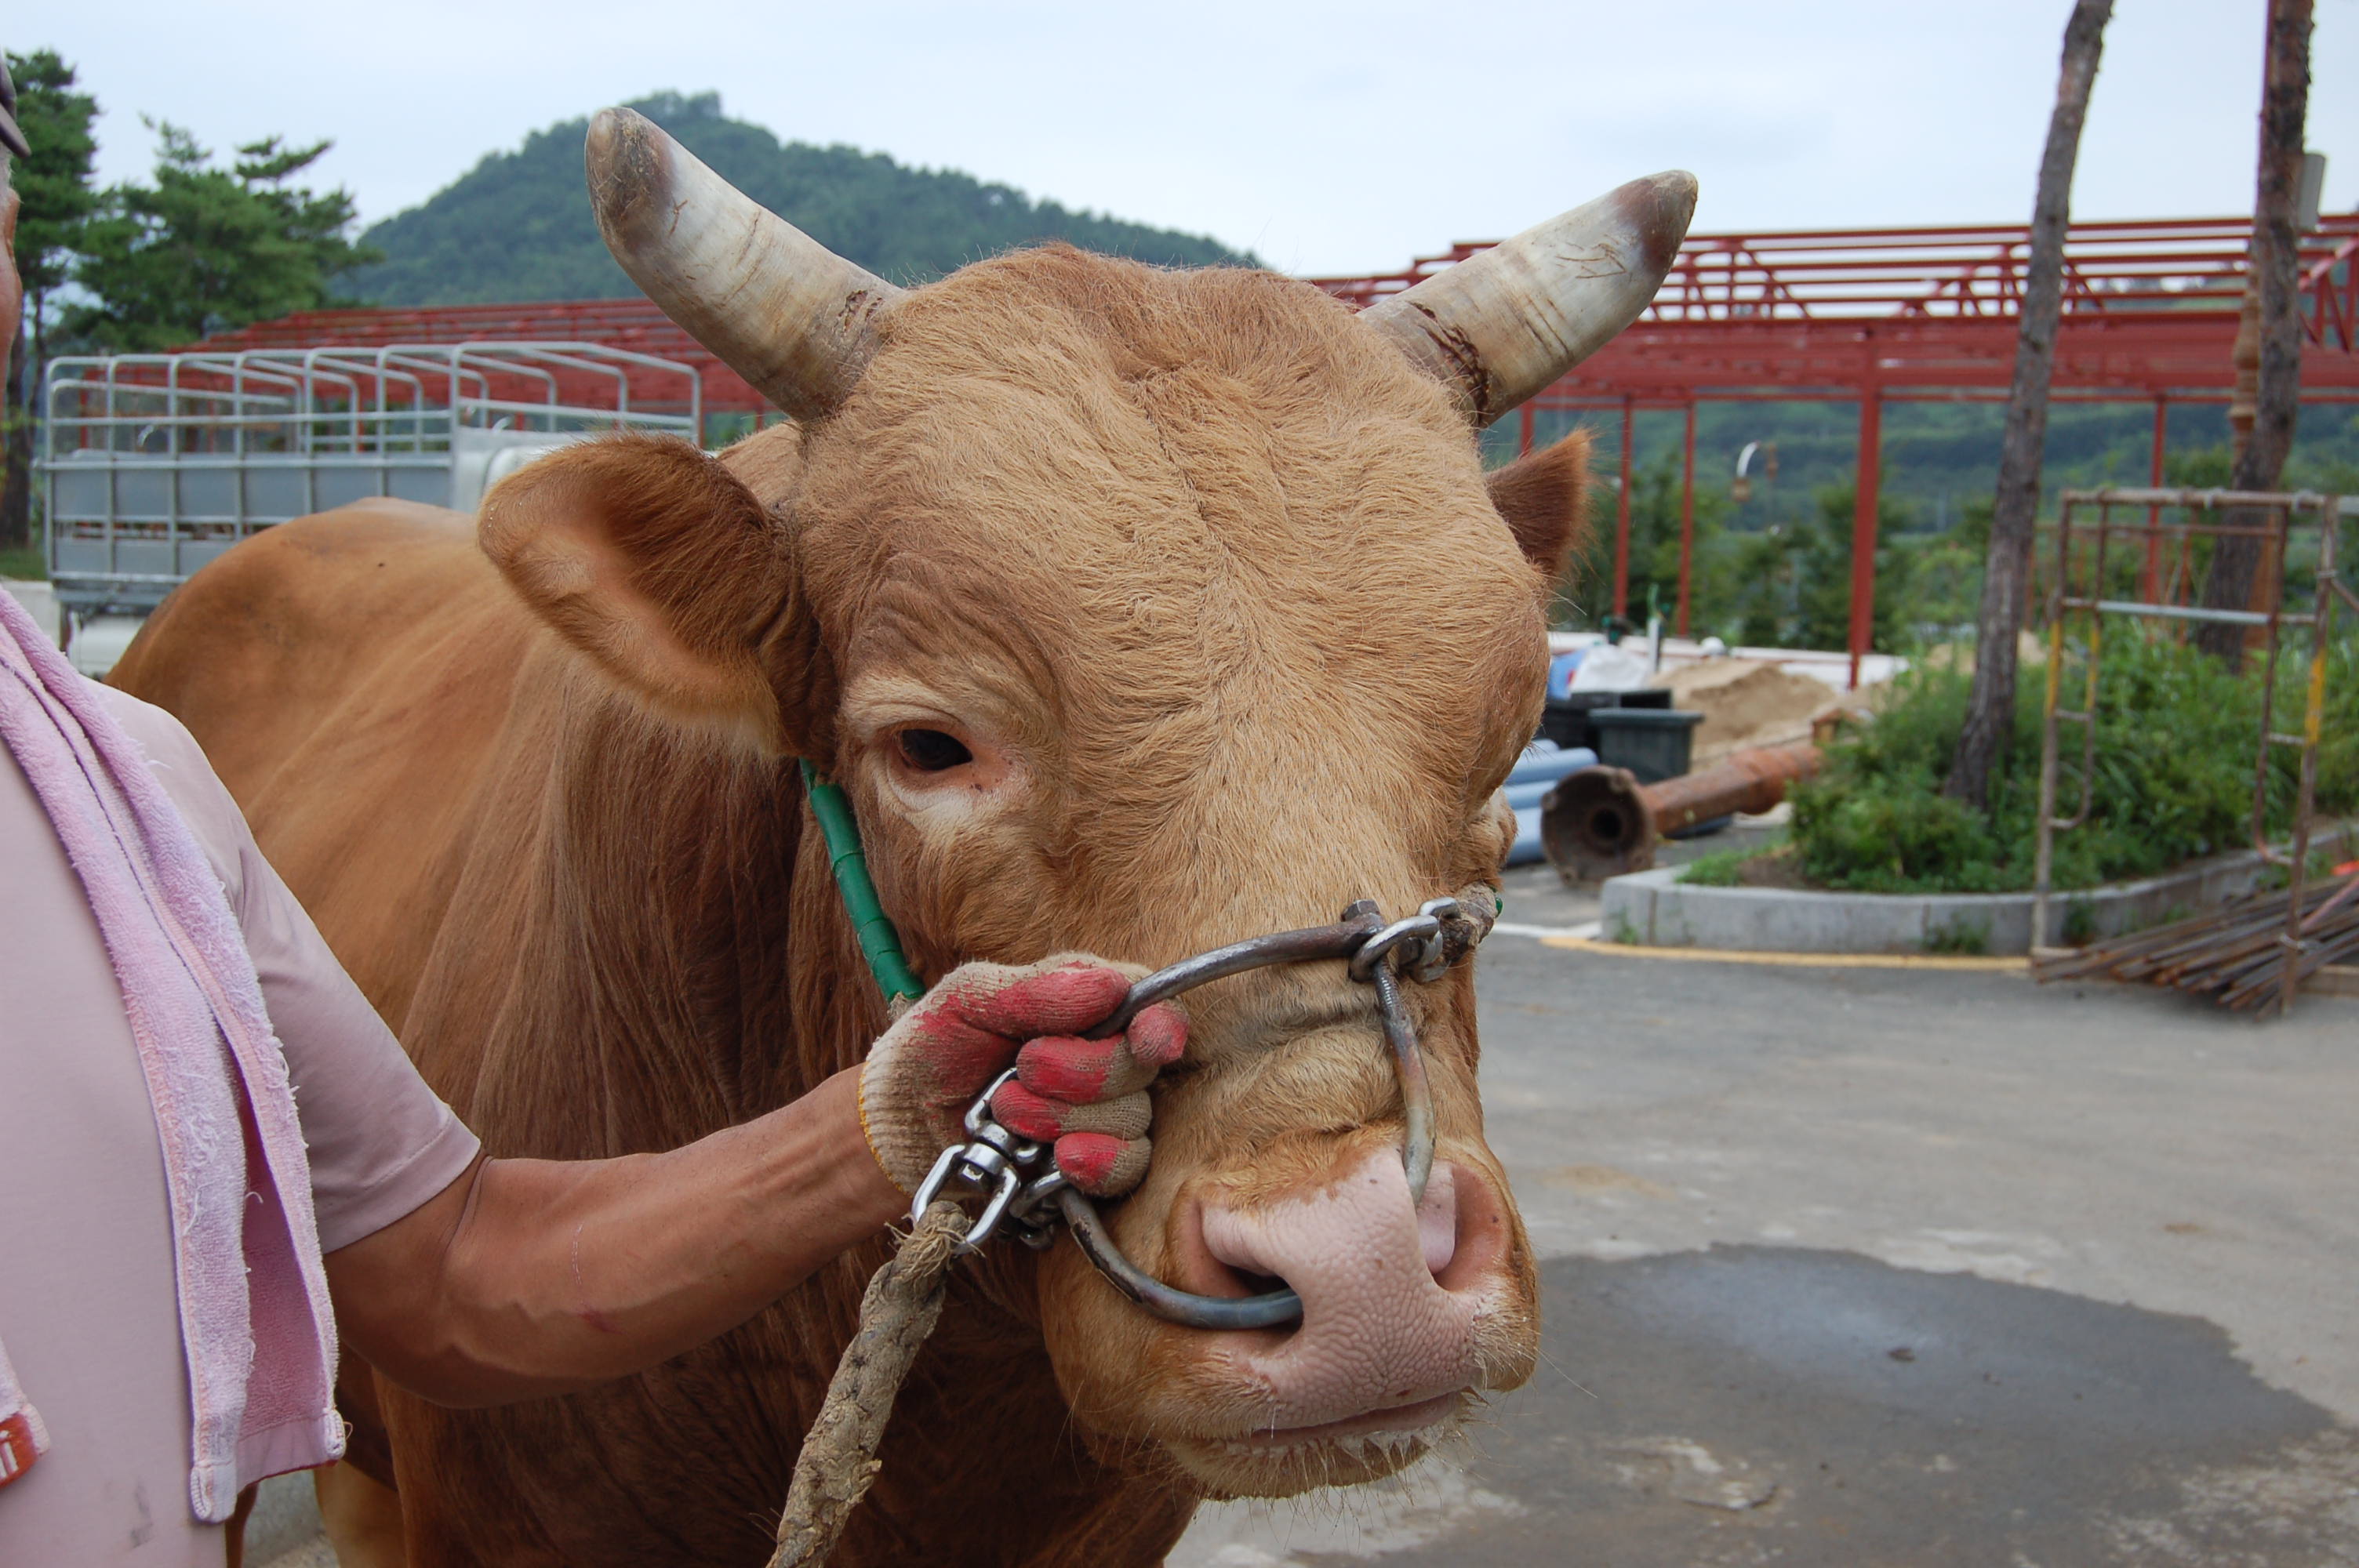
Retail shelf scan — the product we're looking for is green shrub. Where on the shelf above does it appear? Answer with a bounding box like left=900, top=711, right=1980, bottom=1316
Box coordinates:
left=1788, top=630, right=2359, bottom=894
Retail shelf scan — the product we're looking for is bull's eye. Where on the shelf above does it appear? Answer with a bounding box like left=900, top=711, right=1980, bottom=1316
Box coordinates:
left=896, top=728, right=974, bottom=773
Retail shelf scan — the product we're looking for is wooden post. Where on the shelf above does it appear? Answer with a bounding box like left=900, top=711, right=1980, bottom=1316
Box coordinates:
left=1676, top=401, right=1697, bottom=637
left=1848, top=389, right=1883, bottom=690
left=1614, top=396, right=1634, bottom=621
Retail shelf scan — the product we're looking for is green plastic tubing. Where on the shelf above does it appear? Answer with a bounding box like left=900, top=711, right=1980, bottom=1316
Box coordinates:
left=799, top=760, right=926, bottom=1005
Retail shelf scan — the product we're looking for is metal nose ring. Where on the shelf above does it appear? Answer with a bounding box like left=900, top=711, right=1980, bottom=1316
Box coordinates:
left=1053, top=898, right=1441, bottom=1330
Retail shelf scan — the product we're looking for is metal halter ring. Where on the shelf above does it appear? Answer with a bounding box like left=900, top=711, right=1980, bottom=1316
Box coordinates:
left=915, top=893, right=1491, bottom=1330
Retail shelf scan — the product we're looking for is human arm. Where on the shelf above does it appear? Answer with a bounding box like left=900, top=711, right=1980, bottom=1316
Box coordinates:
left=322, top=1065, right=903, bottom=1407
left=323, top=958, right=1184, bottom=1409
left=323, top=959, right=1184, bottom=1408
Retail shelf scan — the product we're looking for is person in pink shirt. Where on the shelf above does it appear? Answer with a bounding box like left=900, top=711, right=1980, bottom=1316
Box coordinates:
left=0, top=74, right=1180, bottom=1566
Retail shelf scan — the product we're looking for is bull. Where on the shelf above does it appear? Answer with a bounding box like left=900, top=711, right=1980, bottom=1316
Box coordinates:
left=113, top=108, right=1693, bottom=1565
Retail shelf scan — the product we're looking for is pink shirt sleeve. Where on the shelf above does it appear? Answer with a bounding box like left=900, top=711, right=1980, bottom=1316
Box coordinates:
left=92, top=681, right=482, bottom=1253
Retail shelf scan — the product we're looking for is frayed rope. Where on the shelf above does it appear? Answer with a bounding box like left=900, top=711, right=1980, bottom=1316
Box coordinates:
left=769, top=1199, right=969, bottom=1567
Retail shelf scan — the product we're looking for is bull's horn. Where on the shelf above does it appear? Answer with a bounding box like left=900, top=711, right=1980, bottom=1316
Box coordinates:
left=1363, top=171, right=1697, bottom=426
left=586, top=107, right=903, bottom=422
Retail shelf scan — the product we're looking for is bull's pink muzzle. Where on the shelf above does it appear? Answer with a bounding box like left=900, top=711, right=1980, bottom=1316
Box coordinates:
left=1185, top=1152, right=1514, bottom=1435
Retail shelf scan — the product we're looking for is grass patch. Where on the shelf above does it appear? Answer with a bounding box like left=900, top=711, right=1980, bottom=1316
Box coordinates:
left=0, top=543, right=45, bottom=580
left=1924, top=915, right=1991, bottom=956
left=1678, top=846, right=1761, bottom=887
left=1675, top=840, right=1808, bottom=890
left=1789, top=630, right=2359, bottom=895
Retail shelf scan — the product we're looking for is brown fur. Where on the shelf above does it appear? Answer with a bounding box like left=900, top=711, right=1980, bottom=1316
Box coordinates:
left=111, top=245, right=1592, bottom=1566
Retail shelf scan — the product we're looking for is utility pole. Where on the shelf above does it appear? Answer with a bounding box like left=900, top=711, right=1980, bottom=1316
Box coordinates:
left=2195, top=0, right=2314, bottom=665
left=1943, top=0, right=2114, bottom=809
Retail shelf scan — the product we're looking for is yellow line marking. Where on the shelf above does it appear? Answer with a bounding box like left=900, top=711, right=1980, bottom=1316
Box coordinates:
left=1537, top=936, right=2026, bottom=971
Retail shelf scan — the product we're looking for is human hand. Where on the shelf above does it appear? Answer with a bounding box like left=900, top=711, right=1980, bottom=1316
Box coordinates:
left=857, top=956, right=1186, bottom=1200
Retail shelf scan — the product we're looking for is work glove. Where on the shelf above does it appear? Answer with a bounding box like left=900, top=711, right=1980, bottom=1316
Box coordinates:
left=858, top=956, right=1187, bottom=1200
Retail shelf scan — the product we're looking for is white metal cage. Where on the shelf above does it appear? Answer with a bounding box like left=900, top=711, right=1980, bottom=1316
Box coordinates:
left=40, top=342, right=703, bottom=612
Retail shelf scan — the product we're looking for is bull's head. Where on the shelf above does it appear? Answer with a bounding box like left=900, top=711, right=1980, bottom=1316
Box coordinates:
left=480, top=109, right=1692, bottom=1501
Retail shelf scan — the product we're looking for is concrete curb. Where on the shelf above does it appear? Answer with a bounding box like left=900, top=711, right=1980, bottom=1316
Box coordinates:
left=1599, top=826, right=2351, bottom=956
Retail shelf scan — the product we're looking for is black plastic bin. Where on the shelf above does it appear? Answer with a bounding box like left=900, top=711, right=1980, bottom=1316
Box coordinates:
left=1590, top=706, right=1703, bottom=784
left=1539, top=687, right=1672, bottom=752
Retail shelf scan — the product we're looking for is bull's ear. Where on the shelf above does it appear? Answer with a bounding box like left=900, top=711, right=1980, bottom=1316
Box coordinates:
left=478, top=434, right=811, bottom=753
left=1485, top=430, right=1594, bottom=583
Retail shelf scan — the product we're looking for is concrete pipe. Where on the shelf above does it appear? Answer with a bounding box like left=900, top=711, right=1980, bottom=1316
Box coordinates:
left=1540, top=739, right=1820, bottom=884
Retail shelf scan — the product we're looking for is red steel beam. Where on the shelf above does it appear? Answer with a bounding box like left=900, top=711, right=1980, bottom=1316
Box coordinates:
left=1848, top=389, right=1882, bottom=689
left=1677, top=401, right=1697, bottom=637
left=1614, top=397, right=1634, bottom=620
left=2143, top=397, right=2168, bottom=601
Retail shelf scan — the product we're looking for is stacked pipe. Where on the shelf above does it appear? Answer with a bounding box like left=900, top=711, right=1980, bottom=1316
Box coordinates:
left=1539, top=740, right=1820, bottom=884
left=2032, top=868, right=2359, bottom=1016
left=1504, top=744, right=1601, bottom=866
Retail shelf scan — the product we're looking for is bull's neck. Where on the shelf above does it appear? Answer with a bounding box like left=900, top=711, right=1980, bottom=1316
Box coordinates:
left=460, top=687, right=893, bottom=1156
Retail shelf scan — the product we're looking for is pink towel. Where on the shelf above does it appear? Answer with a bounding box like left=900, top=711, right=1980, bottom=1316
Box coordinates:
left=0, top=1333, right=50, bottom=1488
left=0, top=592, right=341, bottom=1522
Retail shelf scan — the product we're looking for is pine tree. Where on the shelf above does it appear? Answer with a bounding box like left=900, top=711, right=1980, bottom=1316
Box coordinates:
left=2, top=49, right=100, bottom=553
left=67, top=122, right=380, bottom=352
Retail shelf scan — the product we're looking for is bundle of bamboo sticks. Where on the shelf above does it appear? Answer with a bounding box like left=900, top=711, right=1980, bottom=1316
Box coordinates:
left=2034, top=869, right=2359, bottom=1015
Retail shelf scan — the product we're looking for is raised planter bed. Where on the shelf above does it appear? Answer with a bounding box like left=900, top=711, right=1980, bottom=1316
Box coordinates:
left=1599, top=826, right=2350, bottom=956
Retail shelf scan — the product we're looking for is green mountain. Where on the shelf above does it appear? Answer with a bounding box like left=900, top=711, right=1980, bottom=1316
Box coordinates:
left=343, top=91, right=1257, bottom=307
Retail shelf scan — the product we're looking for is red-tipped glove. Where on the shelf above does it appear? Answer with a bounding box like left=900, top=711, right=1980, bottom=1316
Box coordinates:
left=857, top=955, right=1187, bottom=1200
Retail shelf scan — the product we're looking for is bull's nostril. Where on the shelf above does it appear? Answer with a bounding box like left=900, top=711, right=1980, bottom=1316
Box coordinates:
left=1170, top=1198, right=1300, bottom=1315
left=1431, top=1161, right=1513, bottom=1296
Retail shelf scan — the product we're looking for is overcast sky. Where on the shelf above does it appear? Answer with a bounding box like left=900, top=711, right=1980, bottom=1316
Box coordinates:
left=19, top=0, right=2357, bottom=277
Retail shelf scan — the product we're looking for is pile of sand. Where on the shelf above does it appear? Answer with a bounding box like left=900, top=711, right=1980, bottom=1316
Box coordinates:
left=1648, top=659, right=1842, bottom=762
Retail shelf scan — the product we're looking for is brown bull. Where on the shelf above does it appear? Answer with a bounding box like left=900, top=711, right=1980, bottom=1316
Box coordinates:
left=114, top=111, right=1692, bottom=1565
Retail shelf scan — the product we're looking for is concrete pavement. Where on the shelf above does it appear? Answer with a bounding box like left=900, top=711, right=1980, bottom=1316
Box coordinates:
left=261, top=863, right=2359, bottom=1564
left=1173, top=924, right=2359, bottom=1566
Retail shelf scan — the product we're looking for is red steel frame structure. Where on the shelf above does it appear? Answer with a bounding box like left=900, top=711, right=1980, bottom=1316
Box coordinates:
left=1319, top=214, right=2359, bottom=681
left=196, top=214, right=2359, bottom=679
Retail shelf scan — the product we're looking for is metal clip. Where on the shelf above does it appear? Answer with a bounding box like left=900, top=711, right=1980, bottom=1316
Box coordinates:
left=910, top=1068, right=1049, bottom=1251
left=1409, top=895, right=1465, bottom=983
left=1004, top=1168, right=1071, bottom=1251
left=1346, top=911, right=1445, bottom=982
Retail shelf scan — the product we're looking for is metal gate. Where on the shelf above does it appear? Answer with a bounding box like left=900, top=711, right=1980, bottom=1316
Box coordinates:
left=2031, top=485, right=2354, bottom=1010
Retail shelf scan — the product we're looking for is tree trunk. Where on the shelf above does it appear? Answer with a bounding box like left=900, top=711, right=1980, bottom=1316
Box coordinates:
left=2195, top=0, right=2313, bottom=665
left=1943, top=0, right=2114, bottom=809
left=1, top=315, right=29, bottom=554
